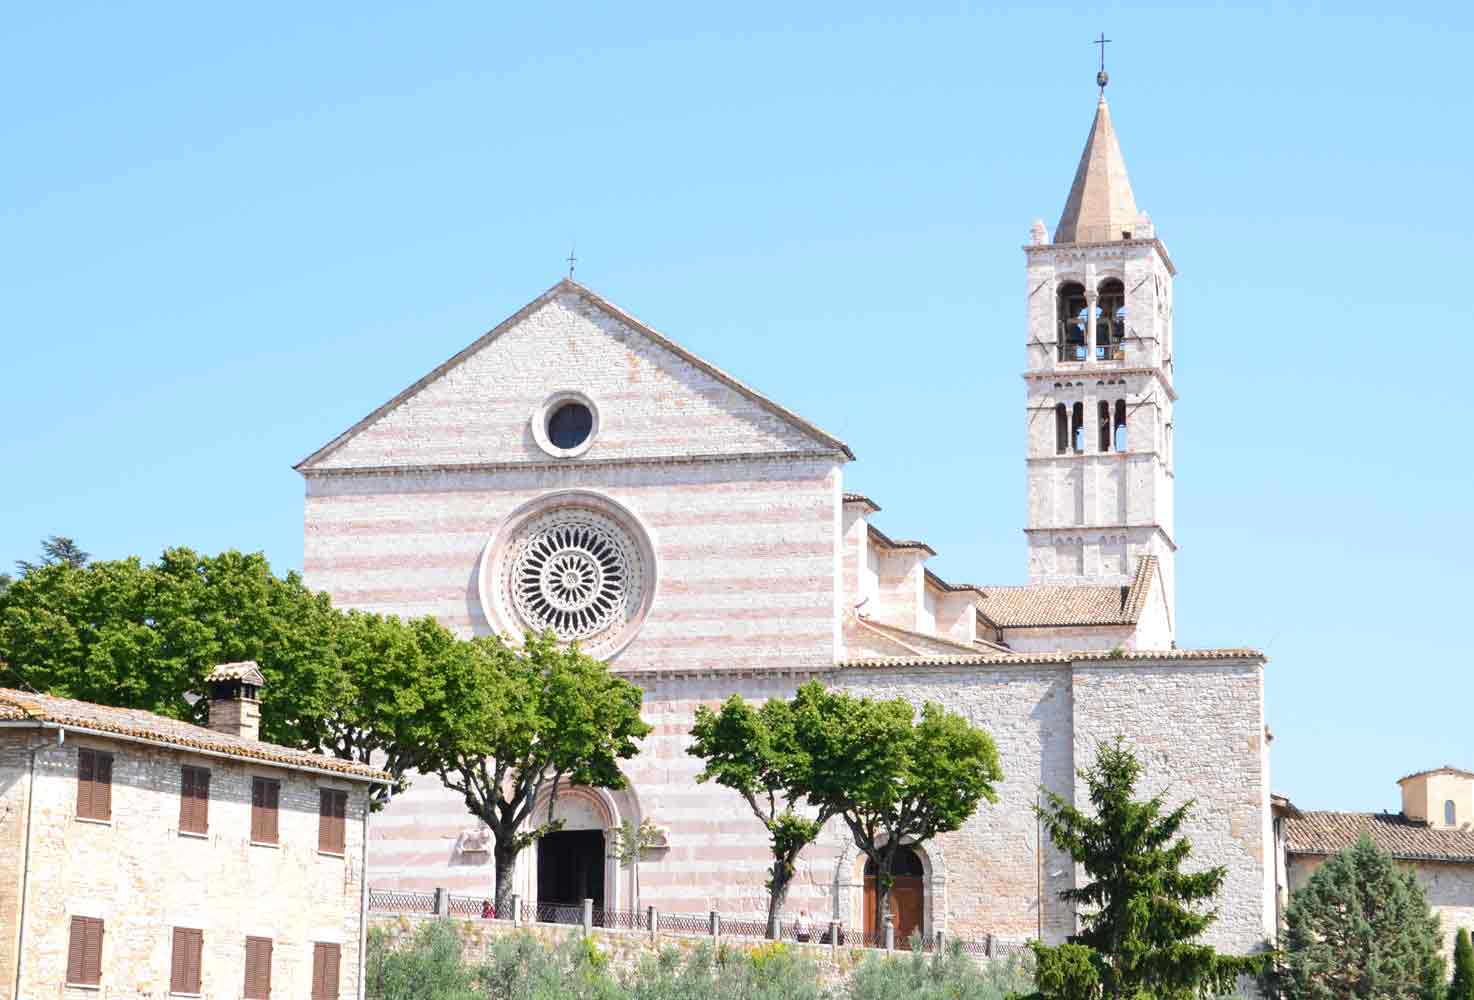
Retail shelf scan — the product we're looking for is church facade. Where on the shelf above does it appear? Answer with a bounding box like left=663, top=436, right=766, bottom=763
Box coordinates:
left=296, top=89, right=1274, bottom=952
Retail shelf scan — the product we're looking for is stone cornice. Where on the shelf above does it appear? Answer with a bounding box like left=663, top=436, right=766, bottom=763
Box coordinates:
left=610, top=646, right=1266, bottom=681
left=1024, top=523, right=1178, bottom=550
left=1023, top=237, right=1177, bottom=276
left=1024, top=366, right=1178, bottom=402
left=298, top=449, right=849, bottom=480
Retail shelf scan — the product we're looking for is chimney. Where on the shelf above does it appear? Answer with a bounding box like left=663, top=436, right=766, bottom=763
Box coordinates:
left=205, top=661, right=265, bottom=741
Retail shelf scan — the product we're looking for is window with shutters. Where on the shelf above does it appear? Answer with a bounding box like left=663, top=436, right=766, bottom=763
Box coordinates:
left=66, top=915, right=104, bottom=986
left=179, top=766, right=210, bottom=836
left=311, top=942, right=341, bottom=1000
left=244, top=936, right=272, bottom=999
left=250, top=777, right=280, bottom=845
left=76, top=748, right=113, bottom=822
left=170, top=926, right=203, bottom=994
left=318, top=789, right=347, bottom=855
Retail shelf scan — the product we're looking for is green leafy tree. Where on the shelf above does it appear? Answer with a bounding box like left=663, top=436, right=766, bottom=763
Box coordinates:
left=612, top=817, right=663, bottom=911
left=1273, top=831, right=1444, bottom=1000
left=410, top=631, right=652, bottom=917
left=0, top=546, right=460, bottom=807
left=15, top=535, right=91, bottom=574
left=1452, top=928, right=1474, bottom=1000
left=688, top=693, right=838, bottom=937
left=792, top=681, right=1002, bottom=937
left=1027, top=738, right=1265, bottom=1000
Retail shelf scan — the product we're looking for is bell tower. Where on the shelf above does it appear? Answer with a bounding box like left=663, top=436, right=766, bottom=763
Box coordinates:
left=1023, top=77, right=1178, bottom=634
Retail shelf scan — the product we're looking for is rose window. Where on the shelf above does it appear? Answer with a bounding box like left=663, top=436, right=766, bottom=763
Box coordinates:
left=499, top=507, right=645, bottom=645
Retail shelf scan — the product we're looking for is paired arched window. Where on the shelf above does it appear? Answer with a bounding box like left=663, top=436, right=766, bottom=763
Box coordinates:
left=1055, top=279, right=1126, bottom=362
left=1058, top=399, right=1126, bottom=453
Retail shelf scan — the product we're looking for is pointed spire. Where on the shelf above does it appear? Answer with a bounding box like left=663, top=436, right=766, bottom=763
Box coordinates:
left=1053, top=93, right=1139, bottom=244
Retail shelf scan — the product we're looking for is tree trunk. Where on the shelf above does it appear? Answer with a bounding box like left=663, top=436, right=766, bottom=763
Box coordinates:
left=875, top=882, right=893, bottom=945
left=493, top=843, right=518, bottom=919
left=767, top=855, right=795, bottom=939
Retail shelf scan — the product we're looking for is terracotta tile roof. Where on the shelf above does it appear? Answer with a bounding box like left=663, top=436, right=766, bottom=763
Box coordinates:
left=868, top=524, right=935, bottom=556
left=1399, top=766, right=1474, bottom=784
left=843, top=492, right=881, bottom=513
left=1284, top=811, right=1474, bottom=864
left=0, top=688, right=389, bottom=782
left=974, top=556, right=1157, bottom=628
left=206, top=661, right=265, bottom=685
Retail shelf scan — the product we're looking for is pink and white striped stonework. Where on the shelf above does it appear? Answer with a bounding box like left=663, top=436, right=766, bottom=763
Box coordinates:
left=296, top=275, right=1273, bottom=954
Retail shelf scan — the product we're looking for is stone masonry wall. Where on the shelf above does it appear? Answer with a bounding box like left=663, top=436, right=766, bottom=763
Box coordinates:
left=0, top=735, right=38, bottom=995
left=0, top=729, right=369, bottom=1000
left=1070, top=660, right=1272, bottom=953
left=304, top=456, right=842, bottom=672
left=370, top=657, right=1269, bottom=956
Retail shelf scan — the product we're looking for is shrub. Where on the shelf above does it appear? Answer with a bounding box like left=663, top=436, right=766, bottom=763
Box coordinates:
left=625, top=939, right=826, bottom=1000
left=845, top=938, right=1034, bottom=1000
left=477, top=932, right=623, bottom=1000
left=366, top=921, right=483, bottom=1000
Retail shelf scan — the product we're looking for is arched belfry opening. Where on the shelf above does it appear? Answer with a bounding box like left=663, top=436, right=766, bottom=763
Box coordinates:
left=1057, top=282, right=1088, bottom=361
left=863, top=847, right=926, bottom=948
left=1097, top=278, right=1126, bottom=360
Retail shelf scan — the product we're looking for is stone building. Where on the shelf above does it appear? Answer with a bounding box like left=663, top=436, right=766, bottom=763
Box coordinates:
left=0, top=663, right=387, bottom=999
left=1279, top=767, right=1474, bottom=958
left=297, top=84, right=1274, bottom=953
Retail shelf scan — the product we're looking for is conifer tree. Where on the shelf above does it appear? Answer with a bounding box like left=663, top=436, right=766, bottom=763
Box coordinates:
left=1274, top=831, right=1444, bottom=1000
left=1025, top=738, right=1263, bottom=1000
left=1452, top=928, right=1474, bottom=1000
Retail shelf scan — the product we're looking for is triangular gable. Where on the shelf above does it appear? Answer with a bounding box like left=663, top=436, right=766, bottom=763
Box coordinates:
left=296, top=280, right=852, bottom=472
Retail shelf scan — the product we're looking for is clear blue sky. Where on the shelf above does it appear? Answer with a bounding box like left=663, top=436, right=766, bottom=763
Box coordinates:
left=3, top=2, right=1469, bottom=812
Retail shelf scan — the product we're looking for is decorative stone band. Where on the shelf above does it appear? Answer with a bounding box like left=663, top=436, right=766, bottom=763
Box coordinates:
left=297, top=449, right=851, bottom=480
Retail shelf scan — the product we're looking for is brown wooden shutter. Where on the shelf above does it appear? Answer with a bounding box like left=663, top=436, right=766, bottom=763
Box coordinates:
left=84, top=918, right=104, bottom=983
left=245, top=936, right=272, bottom=998
left=312, top=942, right=340, bottom=1000
left=75, top=752, right=96, bottom=820
left=66, top=916, right=87, bottom=984
left=170, top=927, right=202, bottom=993
left=180, top=766, right=210, bottom=834
left=67, top=916, right=103, bottom=984
left=319, top=790, right=346, bottom=854
left=76, top=750, right=114, bottom=821
left=251, top=778, right=279, bottom=845
left=94, top=753, right=111, bottom=820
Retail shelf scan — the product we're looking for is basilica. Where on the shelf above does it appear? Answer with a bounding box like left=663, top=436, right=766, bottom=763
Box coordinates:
left=296, top=85, right=1273, bottom=952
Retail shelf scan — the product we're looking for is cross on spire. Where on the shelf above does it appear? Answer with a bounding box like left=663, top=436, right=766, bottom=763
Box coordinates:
left=1093, top=32, right=1111, bottom=92
left=566, top=244, right=577, bottom=280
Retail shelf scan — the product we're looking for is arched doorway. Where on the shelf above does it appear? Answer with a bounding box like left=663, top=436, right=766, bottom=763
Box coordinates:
left=529, top=789, right=611, bottom=923
left=537, top=829, right=604, bottom=921
left=863, top=848, right=925, bottom=948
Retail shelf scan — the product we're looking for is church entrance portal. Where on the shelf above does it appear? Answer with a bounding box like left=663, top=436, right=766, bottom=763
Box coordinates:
left=537, top=828, right=605, bottom=922
left=863, top=848, right=925, bottom=948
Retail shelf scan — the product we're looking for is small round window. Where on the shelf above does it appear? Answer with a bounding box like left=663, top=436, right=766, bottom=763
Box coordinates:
left=531, top=391, right=600, bottom=458
left=547, top=402, right=593, bottom=450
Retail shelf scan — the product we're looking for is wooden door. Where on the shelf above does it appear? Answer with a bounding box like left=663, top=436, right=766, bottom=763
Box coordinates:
left=862, top=848, right=925, bottom=949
